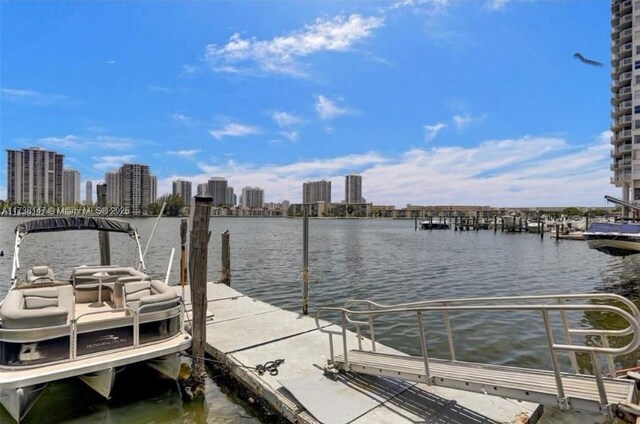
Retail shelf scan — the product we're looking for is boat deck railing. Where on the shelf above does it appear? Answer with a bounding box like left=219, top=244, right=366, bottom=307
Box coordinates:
left=315, top=293, right=640, bottom=414
left=0, top=298, right=184, bottom=368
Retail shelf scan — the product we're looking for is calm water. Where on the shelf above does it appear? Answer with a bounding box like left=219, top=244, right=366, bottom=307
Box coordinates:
left=1, top=216, right=640, bottom=423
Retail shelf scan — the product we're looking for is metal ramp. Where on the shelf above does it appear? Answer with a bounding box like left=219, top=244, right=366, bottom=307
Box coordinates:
left=315, top=294, right=640, bottom=417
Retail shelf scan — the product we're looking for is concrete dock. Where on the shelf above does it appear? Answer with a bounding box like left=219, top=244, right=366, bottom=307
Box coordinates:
left=182, top=283, right=546, bottom=424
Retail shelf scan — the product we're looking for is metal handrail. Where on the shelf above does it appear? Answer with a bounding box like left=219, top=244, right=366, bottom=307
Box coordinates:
left=315, top=294, right=640, bottom=408
left=332, top=293, right=639, bottom=370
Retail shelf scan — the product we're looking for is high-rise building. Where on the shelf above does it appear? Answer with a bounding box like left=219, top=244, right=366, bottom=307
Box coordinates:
left=86, top=180, right=93, bottom=205
left=6, top=147, right=64, bottom=205
left=62, top=169, right=81, bottom=205
left=207, top=177, right=228, bottom=206
left=150, top=174, right=157, bottom=203
left=197, top=183, right=208, bottom=197
left=172, top=179, right=192, bottom=205
left=612, top=0, right=636, bottom=202
left=241, top=186, right=264, bottom=209
left=105, top=171, right=121, bottom=206
left=303, top=180, right=331, bottom=204
left=345, top=173, right=362, bottom=204
left=226, top=187, right=235, bottom=206
left=119, top=163, right=151, bottom=215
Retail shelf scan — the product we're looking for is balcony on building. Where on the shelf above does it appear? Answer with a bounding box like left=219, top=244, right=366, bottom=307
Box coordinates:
left=619, top=27, right=633, bottom=44
left=614, top=128, right=633, bottom=144
left=612, top=11, right=620, bottom=25
left=620, top=0, right=632, bottom=14
left=613, top=100, right=633, bottom=118
left=620, top=13, right=633, bottom=30
left=614, top=85, right=633, bottom=103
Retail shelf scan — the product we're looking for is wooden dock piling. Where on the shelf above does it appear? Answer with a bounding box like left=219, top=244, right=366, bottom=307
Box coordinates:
left=221, top=230, right=231, bottom=286
left=186, top=195, right=213, bottom=400
left=494, top=216, right=497, bottom=233
left=180, top=218, right=188, bottom=297
left=96, top=183, right=110, bottom=266
left=302, top=205, right=310, bottom=315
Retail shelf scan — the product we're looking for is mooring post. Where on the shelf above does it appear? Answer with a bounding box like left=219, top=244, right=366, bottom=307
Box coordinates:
left=556, top=224, right=560, bottom=241
left=186, top=195, right=212, bottom=400
left=501, top=217, right=504, bottom=232
left=585, top=213, right=590, bottom=232
left=415, top=215, right=417, bottom=231
left=494, top=216, right=497, bottom=233
left=518, top=217, right=522, bottom=232
left=180, top=218, right=188, bottom=298
left=221, top=230, right=231, bottom=286
left=454, top=216, right=458, bottom=231
left=96, top=183, right=111, bottom=265
left=302, top=205, right=310, bottom=315
left=541, top=220, right=545, bottom=240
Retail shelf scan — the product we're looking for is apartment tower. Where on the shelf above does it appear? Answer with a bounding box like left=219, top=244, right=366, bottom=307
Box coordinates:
left=86, top=180, right=93, bottom=205
left=118, top=164, right=151, bottom=215
left=612, top=0, right=636, bottom=202
left=6, top=147, right=64, bottom=205
left=344, top=173, right=362, bottom=204
left=207, top=177, right=228, bottom=206
left=303, top=180, right=332, bottom=204
left=241, top=186, right=264, bottom=209
left=172, top=179, right=192, bottom=204
left=62, top=169, right=81, bottom=205
left=105, top=171, right=121, bottom=206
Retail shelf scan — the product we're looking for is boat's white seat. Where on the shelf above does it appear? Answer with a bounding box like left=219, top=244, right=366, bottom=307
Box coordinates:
left=124, top=280, right=177, bottom=313
left=26, top=266, right=54, bottom=283
left=0, top=286, right=73, bottom=329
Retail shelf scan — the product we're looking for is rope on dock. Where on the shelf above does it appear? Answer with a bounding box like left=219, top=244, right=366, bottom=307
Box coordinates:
left=179, top=352, right=286, bottom=376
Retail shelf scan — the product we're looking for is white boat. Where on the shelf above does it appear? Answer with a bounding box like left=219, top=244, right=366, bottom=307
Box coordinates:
left=583, top=221, right=640, bottom=256
left=527, top=221, right=543, bottom=233
left=0, top=217, right=191, bottom=423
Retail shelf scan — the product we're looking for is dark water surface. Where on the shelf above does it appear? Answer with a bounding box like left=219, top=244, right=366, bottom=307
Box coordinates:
left=1, top=217, right=639, bottom=423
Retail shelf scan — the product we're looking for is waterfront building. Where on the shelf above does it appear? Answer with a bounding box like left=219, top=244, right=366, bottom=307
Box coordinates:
left=611, top=0, right=637, bottom=202
left=105, top=171, right=121, bottom=206
left=303, top=180, right=331, bottom=204
left=6, top=147, right=64, bottom=205
left=172, top=179, right=192, bottom=205
left=86, top=180, right=93, bottom=205
left=62, top=169, right=81, bottom=205
left=120, top=164, right=151, bottom=215
left=197, top=183, right=208, bottom=197
left=241, top=186, right=264, bottom=209
left=226, top=186, right=235, bottom=206
left=345, top=173, right=362, bottom=204
left=207, top=177, right=228, bottom=206
left=150, top=174, right=157, bottom=203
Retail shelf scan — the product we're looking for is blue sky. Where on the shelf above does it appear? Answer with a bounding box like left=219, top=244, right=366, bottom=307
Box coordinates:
left=1, top=0, right=615, bottom=207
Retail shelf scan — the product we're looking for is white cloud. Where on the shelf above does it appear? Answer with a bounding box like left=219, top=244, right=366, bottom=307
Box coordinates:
left=172, top=113, right=195, bottom=127
left=204, top=14, right=384, bottom=76
left=484, top=0, right=509, bottom=11
left=424, top=123, right=446, bottom=142
left=209, top=123, right=260, bottom=140
left=106, top=60, right=116, bottom=65
left=271, top=111, right=303, bottom=127
left=166, top=149, right=201, bottom=157
left=1, top=88, right=70, bottom=106
left=453, top=113, right=485, bottom=130
left=34, top=134, right=142, bottom=151
left=315, top=95, right=352, bottom=120
left=181, top=64, right=199, bottom=75
left=159, top=133, right=611, bottom=207
left=149, top=85, right=175, bottom=94
left=92, top=155, right=136, bottom=172
left=279, top=131, right=299, bottom=142
left=38, top=135, right=81, bottom=149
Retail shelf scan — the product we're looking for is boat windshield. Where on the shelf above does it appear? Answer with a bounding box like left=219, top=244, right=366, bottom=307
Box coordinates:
left=16, top=230, right=140, bottom=283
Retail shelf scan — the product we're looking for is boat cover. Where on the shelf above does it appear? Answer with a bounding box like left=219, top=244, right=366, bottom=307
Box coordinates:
left=15, top=217, right=137, bottom=236
left=587, top=222, right=640, bottom=234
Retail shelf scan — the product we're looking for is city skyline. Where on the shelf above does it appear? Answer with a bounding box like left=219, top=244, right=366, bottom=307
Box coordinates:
left=1, top=2, right=616, bottom=207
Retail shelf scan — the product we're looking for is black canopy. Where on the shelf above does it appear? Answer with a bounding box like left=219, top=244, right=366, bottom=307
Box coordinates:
left=15, top=217, right=137, bottom=236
